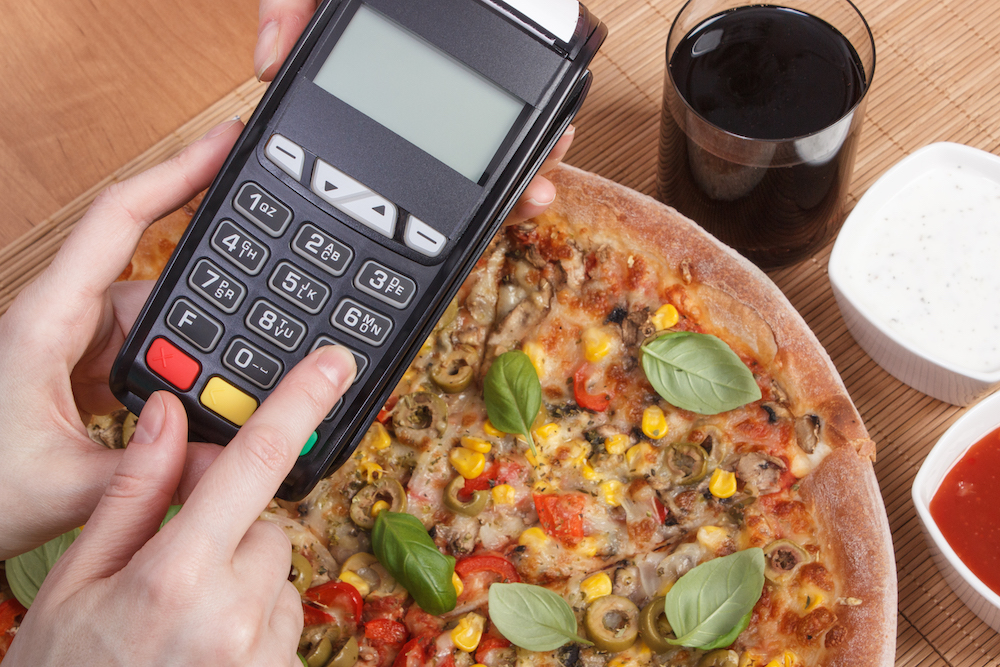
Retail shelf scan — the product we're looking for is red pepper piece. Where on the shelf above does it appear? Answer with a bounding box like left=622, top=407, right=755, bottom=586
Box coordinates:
left=304, top=580, right=365, bottom=622
left=573, top=365, right=611, bottom=411
left=454, top=552, right=521, bottom=583
left=365, top=618, right=409, bottom=645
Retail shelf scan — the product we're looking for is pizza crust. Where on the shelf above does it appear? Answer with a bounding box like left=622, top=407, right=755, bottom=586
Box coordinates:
left=801, top=446, right=897, bottom=667
left=547, top=165, right=874, bottom=460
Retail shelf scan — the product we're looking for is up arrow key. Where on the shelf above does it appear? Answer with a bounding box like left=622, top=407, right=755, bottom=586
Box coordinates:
left=339, top=194, right=397, bottom=238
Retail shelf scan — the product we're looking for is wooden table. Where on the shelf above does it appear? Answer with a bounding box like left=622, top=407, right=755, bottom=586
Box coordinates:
left=2, top=1, right=999, bottom=665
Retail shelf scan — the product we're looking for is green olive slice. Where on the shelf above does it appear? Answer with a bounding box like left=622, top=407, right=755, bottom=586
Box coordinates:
left=444, top=475, right=489, bottom=516
left=290, top=551, right=314, bottom=595
left=392, top=392, right=448, bottom=446
left=699, top=649, right=739, bottom=667
left=350, top=478, right=408, bottom=530
left=328, top=636, right=359, bottom=667
left=584, top=594, right=639, bottom=653
left=341, top=553, right=402, bottom=597
left=763, top=539, right=810, bottom=582
left=305, top=636, right=333, bottom=667
left=638, top=596, right=674, bottom=653
left=431, top=347, right=478, bottom=394
left=666, top=442, right=708, bottom=485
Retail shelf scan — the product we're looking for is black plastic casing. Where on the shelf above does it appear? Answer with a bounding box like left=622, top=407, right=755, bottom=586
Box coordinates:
left=111, top=0, right=606, bottom=500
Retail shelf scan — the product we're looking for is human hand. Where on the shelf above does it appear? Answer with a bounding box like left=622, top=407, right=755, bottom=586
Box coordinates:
left=5, top=343, right=356, bottom=666
left=0, top=119, right=245, bottom=560
left=252, top=0, right=576, bottom=223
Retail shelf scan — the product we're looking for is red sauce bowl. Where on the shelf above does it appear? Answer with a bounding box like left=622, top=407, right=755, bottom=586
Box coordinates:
left=913, top=390, right=1000, bottom=632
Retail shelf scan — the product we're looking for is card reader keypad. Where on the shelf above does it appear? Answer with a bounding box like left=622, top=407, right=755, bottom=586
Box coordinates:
left=146, top=138, right=424, bottom=430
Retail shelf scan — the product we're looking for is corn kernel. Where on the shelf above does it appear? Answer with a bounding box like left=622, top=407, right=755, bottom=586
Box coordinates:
left=339, top=570, right=371, bottom=597
left=739, top=652, right=763, bottom=667
left=651, top=303, right=680, bottom=330
left=576, top=536, right=601, bottom=557
left=802, top=590, right=825, bottom=612
left=483, top=420, right=504, bottom=437
left=453, top=572, right=465, bottom=597
left=709, top=468, right=738, bottom=499
left=519, top=526, right=549, bottom=547
left=600, top=480, right=625, bottom=507
left=605, top=434, right=630, bottom=456
left=491, top=484, right=516, bottom=505
left=656, top=580, right=674, bottom=597
left=369, top=422, right=392, bottom=450
left=359, top=460, right=384, bottom=484
left=461, top=436, right=492, bottom=454
left=524, top=448, right=539, bottom=467
left=782, top=651, right=798, bottom=667
left=582, top=464, right=601, bottom=481
left=642, top=405, right=668, bottom=439
left=581, top=327, right=613, bottom=362
left=450, top=613, right=486, bottom=652
left=697, top=525, right=729, bottom=552
left=626, top=443, right=654, bottom=469
left=580, top=572, right=613, bottom=603
left=371, top=500, right=390, bottom=518
left=449, top=447, right=486, bottom=479
left=534, top=422, right=560, bottom=440
left=522, top=341, right=545, bottom=376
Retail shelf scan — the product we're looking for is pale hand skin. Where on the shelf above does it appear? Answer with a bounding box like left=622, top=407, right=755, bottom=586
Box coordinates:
left=252, top=0, right=577, bottom=215
left=1, top=120, right=357, bottom=665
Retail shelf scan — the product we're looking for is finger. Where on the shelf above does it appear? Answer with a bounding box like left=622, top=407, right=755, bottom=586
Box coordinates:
left=256, top=0, right=320, bottom=81
left=178, top=346, right=356, bottom=558
left=72, top=280, right=155, bottom=416
left=272, top=582, right=306, bottom=664
left=32, top=119, right=242, bottom=335
left=174, top=441, right=225, bottom=505
left=58, top=392, right=188, bottom=581
left=504, top=175, right=556, bottom=226
left=232, top=521, right=293, bottom=606
left=538, top=124, right=575, bottom=175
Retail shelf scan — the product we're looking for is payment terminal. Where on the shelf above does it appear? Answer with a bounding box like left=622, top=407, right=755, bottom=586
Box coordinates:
left=111, top=0, right=606, bottom=500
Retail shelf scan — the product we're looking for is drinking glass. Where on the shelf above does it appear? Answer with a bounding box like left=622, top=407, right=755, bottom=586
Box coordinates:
left=656, top=0, right=876, bottom=269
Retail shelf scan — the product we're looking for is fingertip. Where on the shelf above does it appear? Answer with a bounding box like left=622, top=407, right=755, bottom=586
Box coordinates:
left=255, top=20, right=281, bottom=81
left=313, top=345, right=357, bottom=394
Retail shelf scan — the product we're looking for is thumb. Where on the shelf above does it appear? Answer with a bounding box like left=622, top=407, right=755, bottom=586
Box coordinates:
left=56, top=392, right=189, bottom=582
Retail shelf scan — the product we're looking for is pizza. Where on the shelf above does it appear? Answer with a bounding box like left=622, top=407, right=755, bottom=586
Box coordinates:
left=0, top=165, right=896, bottom=667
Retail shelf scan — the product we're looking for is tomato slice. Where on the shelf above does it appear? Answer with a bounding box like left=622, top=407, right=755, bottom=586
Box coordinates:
left=533, top=493, right=587, bottom=545
left=304, top=581, right=365, bottom=622
left=454, top=553, right=520, bottom=583
left=392, top=637, right=429, bottom=667
left=475, top=634, right=512, bottom=664
left=301, top=603, right=335, bottom=626
left=365, top=618, right=409, bottom=645
left=461, top=460, right=523, bottom=498
left=0, top=599, right=26, bottom=636
left=573, top=365, right=611, bottom=411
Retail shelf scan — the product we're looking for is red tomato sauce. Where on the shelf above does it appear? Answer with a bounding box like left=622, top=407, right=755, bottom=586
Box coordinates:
left=929, top=425, right=1000, bottom=595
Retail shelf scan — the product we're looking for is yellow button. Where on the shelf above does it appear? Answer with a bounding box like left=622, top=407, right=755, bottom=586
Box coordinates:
left=200, top=376, right=258, bottom=426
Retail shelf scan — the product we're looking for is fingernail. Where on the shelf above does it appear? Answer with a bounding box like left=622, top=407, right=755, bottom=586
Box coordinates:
left=564, top=124, right=576, bottom=138
left=255, top=21, right=280, bottom=81
left=131, top=393, right=166, bottom=445
left=527, top=192, right=556, bottom=207
left=204, top=116, right=241, bottom=139
left=315, top=346, right=357, bottom=392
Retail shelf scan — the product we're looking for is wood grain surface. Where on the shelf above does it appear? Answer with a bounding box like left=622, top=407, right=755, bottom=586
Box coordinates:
left=0, top=0, right=258, bottom=251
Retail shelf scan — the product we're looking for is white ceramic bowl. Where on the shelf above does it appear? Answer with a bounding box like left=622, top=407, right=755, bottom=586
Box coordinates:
left=828, top=142, right=1000, bottom=406
left=912, top=390, right=1000, bottom=632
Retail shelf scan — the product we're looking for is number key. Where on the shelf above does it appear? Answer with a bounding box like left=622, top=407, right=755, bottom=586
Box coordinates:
left=234, top=182, right=292, bottom=237
left=223, top=337, right=283, bottom=389
left=291, top=223, right=353, bottom=276
left=268, top=261, right=331, bottom=314
left=245, top=299, right=307, bottom=352
left=331, top=298, right=393, bottom=346
left=211, top=220, right=269, bottom=275
left=188, top=258, right=246, bottom=313
left=353, top=260, right=416, bottom=309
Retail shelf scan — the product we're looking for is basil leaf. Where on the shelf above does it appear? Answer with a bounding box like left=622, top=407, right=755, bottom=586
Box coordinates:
left=484, top=350, right=542, bottom=456
left=371, top=511, right=456, bottom=615
left=5, top=528, right=80, bottom=608
left=665, top=548, right=765, bottom=648
left=488, top=583, right=592, bottom=651
left=640, top=332, right=761, bottom=414
left=696, top=610, right=752, bottom=650
left=160, top=504, right=182, bottom=529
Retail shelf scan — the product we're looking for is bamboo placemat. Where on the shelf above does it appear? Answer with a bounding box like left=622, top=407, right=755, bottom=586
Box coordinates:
left=2, top=0, right=999, bottom=664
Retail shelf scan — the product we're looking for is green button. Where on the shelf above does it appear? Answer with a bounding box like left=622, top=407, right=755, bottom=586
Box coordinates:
left=300, top=431, right=319, bottom=456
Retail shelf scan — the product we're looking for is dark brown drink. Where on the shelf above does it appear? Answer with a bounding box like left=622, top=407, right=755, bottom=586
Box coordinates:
left=657, top=5, right=870, bottom=269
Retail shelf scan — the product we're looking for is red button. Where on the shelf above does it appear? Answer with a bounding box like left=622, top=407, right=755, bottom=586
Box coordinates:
left=146, top=337, right=201, bottom=391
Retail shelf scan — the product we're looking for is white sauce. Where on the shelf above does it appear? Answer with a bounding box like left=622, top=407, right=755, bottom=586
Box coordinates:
left=844, top=166, right=1000, bottom=373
